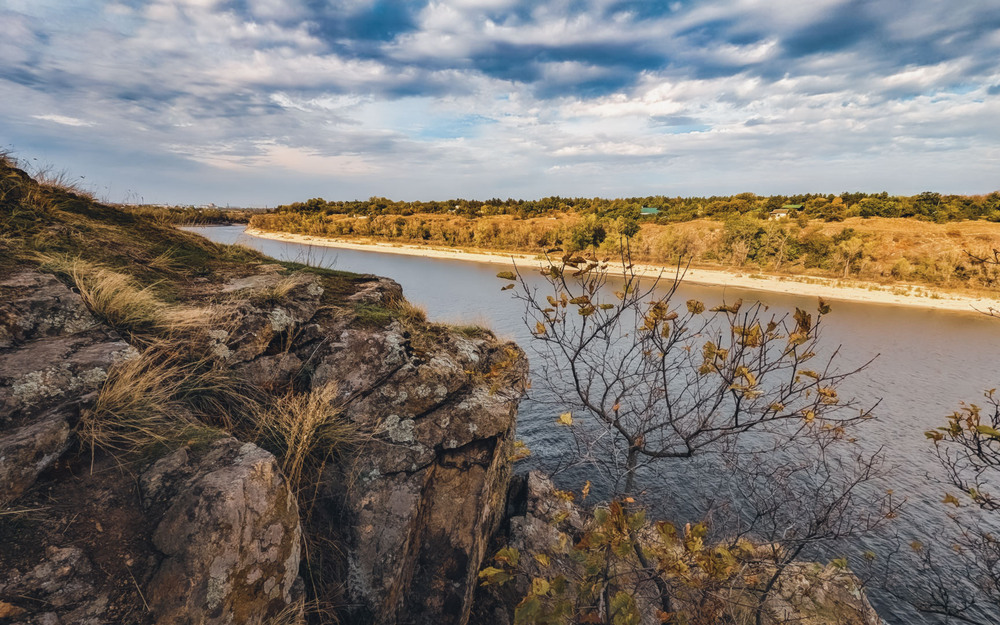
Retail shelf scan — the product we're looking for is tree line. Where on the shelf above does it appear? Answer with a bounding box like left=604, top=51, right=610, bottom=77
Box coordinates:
left=249, top=211, right=1000, bottom=292
left=276, top=190, right=1000, bottom=223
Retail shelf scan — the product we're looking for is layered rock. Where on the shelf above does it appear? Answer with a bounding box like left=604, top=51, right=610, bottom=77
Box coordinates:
left=141, top=439, right=303, bottom=625
left=0, top=268, right=304, bottom=625
left=0, top=269, right=131, bottom=506
left=0, top=270, right=134, bottom=422
left=306, top=286, right=527, bottom=625
left=202, top=270, right=529, bottom=624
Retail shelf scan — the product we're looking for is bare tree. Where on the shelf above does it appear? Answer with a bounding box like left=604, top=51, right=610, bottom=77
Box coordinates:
left=509, top=240, right=876, bottom=495
left=493, top=239, right=894, bottom=624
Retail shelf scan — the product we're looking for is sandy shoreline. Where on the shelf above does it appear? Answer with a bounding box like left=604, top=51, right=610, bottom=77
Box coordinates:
left=244, top=228, right=1000, bottom=314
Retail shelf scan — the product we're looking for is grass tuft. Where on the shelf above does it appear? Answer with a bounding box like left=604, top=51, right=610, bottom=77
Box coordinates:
left=389, top=296, right=427, bottom=323
left=245, top=276, right=303, bottom=307
left=35, top=253, right=213, bottom=342
left=79, top=348, right=198, bottom=455
left=79, top=342, right=252, bottom=458
left=251, top=384, right=355, bottom=498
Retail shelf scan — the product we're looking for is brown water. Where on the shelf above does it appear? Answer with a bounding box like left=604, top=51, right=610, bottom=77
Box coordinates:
left=186, top=225, right=1000, bottom=623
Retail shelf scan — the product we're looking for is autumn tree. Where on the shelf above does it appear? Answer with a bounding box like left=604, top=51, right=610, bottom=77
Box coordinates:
left=895, top=248, right=1000, bottom=624
left=487, top=238, right=894, bottom=624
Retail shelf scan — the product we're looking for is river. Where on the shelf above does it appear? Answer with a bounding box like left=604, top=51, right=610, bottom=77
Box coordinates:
left=185, top=225, right=1000, bottom=623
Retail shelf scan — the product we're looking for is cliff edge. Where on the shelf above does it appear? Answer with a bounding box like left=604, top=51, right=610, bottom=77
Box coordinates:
left=0, top=157, right=527, bottom=624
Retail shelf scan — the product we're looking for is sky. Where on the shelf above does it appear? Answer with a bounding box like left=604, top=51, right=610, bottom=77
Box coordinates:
left=1, top=0, right=999, bottom=206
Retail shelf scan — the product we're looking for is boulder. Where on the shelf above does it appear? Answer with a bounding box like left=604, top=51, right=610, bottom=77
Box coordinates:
left=315, top=321, right=528, bottom=625
left=141, top=438, right=303, bottom=625
left=0, top=407, right=71, bottom=504
left=0, top=270, right=96, bottom=349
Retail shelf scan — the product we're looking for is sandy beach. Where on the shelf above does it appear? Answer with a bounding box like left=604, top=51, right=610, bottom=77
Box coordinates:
left=244, top=228, right=1000, bottom=314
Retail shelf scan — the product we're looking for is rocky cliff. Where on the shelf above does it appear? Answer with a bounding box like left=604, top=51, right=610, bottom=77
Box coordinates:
left=0, top=158, right=527, bottom=625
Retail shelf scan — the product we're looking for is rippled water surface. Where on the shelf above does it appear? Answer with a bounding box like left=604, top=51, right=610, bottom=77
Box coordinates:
left=186, top=226, right=1000, bottom=623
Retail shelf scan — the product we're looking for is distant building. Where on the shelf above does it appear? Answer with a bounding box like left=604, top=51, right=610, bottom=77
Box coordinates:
left=769, top=204, right=801, bottom=220
left=640, top=207, right=661, bottom=216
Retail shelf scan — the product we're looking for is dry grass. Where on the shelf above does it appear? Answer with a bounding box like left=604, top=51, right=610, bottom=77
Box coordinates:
left=264, top=603, right=307, bottom=625
left=148, top=247, right=186, bottom=274
left=244, top=275, right=303, bottom=307
left=32, top=167, right=96, bottom=200
left=79, top=348, right=199, bottom=455
left=251, top=384, right=356, bottom=498
left=35, top=253, right=213, bottom=341
left=387, top=296, right=427, bottom=323
left=78, top=340, right=254, bottom=458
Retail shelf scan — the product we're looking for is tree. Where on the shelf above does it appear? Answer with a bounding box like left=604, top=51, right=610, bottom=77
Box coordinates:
left=898, top=249, right=1000, bottom=624
left=491, top=238, right=894, bottom=623
left=510, top=240, right=877, bottom=494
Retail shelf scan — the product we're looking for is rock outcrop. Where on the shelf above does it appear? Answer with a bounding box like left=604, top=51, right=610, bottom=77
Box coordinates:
left=0, top=269, right=304, bottom=625
left=473, top=471, right=882, bottom=625
left=216, top=273, right=529, bottom=625
left=0, top=270, right=134, bottom=422
left=1, top=159, right=533, bottom=625
left=318, top=319, right=525, bottom=625
left=1, top=260, right=529, bottom=625
left=0, top=269, right=131, bottom=506
left=141, top=440, right=303, bottom=625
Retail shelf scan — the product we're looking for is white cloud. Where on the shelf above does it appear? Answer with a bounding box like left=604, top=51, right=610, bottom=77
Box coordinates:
left=184, top=141, right=382, bottom=176
left=32, top=114, right=96, bottom=127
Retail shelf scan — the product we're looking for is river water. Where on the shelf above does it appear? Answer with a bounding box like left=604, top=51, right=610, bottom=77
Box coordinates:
left=185, top=225, right=1000, bottom=623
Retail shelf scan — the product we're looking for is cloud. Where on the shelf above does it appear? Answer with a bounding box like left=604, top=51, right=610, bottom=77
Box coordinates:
left=0, top=0, right=997, bottom=205
left=32, top=114, right=96, bottom=127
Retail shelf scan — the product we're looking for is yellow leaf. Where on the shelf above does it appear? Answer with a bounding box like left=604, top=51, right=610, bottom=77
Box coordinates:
left=510, top=440, right=531, bottom=462
left=943, top=493, right=961, bottom=507
left=531, top=577, right=550, bottom=596
left=534, top=553, right=551, bottom=567
left=582, top=480, right=591, bottom=501
left=557, top=412, right=573, bottom=426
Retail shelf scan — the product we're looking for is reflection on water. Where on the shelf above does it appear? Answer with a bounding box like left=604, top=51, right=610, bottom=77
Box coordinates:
left=185, top=226, right=1000, bottom=624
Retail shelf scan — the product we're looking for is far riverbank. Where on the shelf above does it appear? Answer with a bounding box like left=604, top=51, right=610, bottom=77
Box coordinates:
left=245, top=227, right=1000, bottom=314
